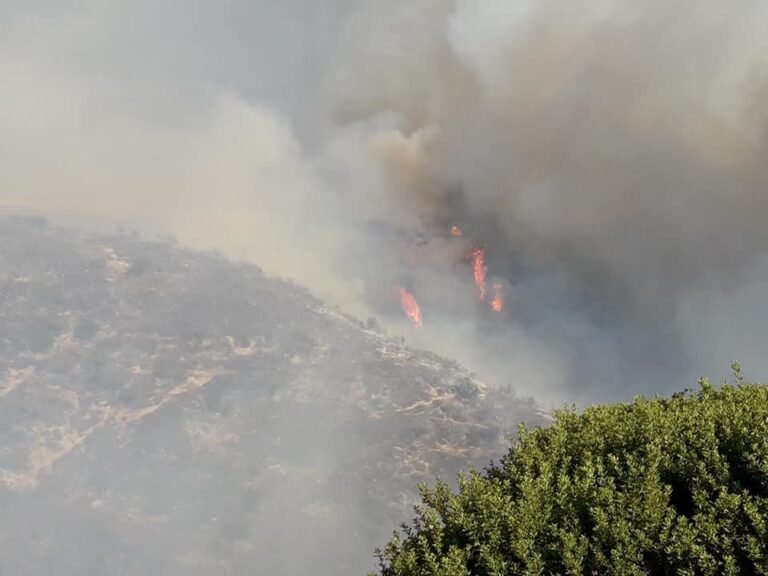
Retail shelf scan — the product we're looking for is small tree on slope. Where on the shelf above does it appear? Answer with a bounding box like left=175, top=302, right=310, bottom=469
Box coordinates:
left=372, top=367, right=768, bottom=576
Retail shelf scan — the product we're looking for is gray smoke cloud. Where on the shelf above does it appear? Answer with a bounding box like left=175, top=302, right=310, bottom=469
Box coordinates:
left=3, top=0, right=768, bottom=405
left=4, top=2, right=768, bottom=575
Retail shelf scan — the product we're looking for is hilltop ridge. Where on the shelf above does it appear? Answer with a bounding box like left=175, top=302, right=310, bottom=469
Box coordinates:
left=0, top=216, right=545, bottom=575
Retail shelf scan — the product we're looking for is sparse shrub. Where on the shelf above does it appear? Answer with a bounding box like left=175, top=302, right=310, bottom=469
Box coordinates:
left=372, top=366, right=768, bottom=575
left=452, top=377, right=479, bottom=400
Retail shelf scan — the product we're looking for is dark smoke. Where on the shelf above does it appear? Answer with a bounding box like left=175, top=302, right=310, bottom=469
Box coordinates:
left=328, top=0, right=768, bottom=404
left=3, top=2, right=768, bottom=574
left=3, top=1, right=768, bottom=400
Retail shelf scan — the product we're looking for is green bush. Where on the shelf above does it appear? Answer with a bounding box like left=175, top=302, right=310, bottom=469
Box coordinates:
left=372, top=366, right=768, bottom=575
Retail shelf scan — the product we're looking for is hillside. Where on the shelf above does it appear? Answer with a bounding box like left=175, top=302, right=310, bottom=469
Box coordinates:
left=0, top=216, right=546, bottom=575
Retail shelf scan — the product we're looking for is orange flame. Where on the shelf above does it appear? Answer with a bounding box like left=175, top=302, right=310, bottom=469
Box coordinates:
left=469, top=246, right=487, bottom=300
left=397, top=286, right=423, bottom=329
left=450, top=225, right=463, bottom=237
left=490, top=283, right=504, bottom=313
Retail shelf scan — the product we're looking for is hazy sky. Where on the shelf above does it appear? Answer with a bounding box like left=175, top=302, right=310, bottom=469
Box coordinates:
left=3, top=1, right=768, bottom=405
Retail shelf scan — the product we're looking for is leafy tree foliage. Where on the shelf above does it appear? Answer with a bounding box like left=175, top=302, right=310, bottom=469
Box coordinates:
left=372, top=366, right=768, bottom=575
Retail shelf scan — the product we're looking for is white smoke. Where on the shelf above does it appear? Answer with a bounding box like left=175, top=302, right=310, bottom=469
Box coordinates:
left=3, top=0, right=768, bottom=404
left=4, top=3, right=768, bottom=575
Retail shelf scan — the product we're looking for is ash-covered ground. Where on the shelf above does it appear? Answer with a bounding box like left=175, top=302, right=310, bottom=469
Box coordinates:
left=0, top=216, right=546, bottom=575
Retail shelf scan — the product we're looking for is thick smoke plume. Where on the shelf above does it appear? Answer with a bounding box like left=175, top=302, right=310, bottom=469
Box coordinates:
left=4, top=2, right=768, bottom=575
left=3, top=0, right=768, bottom=403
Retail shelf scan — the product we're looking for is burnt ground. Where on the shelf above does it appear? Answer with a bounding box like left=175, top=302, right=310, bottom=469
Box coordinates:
left=0, top=216, right=547, bottom=575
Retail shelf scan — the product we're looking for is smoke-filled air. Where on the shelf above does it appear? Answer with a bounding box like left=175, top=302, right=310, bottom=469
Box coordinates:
left=2, top=1, right=768, bottom=573
left=4, top=0, right=768, bottom=404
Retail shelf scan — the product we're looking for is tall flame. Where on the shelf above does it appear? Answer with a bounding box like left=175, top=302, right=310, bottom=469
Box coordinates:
left=469, top=246, right=487, bottom=300
left=397, top=286, right=423, bottom=329
left=490, top=283, right=504, bottom=313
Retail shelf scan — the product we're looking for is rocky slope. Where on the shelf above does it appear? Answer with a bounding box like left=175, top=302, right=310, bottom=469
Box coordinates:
left=0, top=215, right=546, bottom=575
